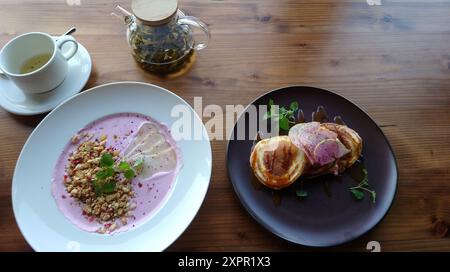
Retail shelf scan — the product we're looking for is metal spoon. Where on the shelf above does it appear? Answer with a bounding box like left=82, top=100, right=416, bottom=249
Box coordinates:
left=57, top=27, right=77, bottom=40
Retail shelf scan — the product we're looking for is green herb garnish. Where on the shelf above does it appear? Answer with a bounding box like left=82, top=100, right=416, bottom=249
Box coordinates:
left=263, top=99, right=275, bottom=120
left=101, top=181, right=116, bottom=194
left=290, top=101, right=299, bottom=111
left=349, top=169, right=376, bottom=203
left=117, top=161, right=136, bottom=180
left=92, top=153, right=141, bottom=196
left=92, top=180, right=102, bottom=196
left=124, top=169, right=135, bottom=180
left=92, top=179, right=116, bottom=196
left=350, top=189, right=365, bottom=200
left=264, top=98, right=299, bottom=131
left=279, top=117, right=290, bottom=131
left=100, top=153, right=114, bottom=167
left=96, top=167, right=114, bottom=180
left=296, top=190, right=308, bottom=198
left=118, top=161, right=131, bottom=171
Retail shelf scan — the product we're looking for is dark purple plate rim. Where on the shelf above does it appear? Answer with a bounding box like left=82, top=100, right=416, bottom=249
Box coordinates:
left=226, top=85, right=399, bottom=247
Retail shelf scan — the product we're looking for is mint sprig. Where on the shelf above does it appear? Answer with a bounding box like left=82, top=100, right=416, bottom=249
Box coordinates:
left=96, top=167, right=114, bottom=180
left=99, top=153, right=114, bottom=167
left=296, top=190, right=308, bottom=198
left=264, top=99, right=299, bottom=131
left=124, top=169, right=135, bottom=179
left=349, top=169, right=376, bottom=203
left=92, top=153, right=140, bottom=196
left=117, top=161, right=135, bottom=179
left=118, top=161, right=131, bottom=171
left=92, top=179, right=116, bottom=196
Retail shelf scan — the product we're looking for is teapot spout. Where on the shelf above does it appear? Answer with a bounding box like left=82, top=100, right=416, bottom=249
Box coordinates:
left=111, top=5, right=134, bottom=26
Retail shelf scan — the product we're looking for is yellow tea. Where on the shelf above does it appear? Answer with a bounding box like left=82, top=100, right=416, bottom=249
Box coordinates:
left=20, top=53, right=52, bottom=74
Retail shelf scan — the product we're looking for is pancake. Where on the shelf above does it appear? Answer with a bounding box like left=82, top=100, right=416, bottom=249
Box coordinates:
left=250, top=136, right=307, bottom=189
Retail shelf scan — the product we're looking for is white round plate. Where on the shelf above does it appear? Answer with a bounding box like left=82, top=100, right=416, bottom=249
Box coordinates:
left=12, top=82, right=212, bottom=251
left=0, top=39, right=92, bottom=115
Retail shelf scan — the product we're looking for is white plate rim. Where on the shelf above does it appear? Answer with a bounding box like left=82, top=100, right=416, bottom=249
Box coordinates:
left=11, top=81, right=212, bottom=251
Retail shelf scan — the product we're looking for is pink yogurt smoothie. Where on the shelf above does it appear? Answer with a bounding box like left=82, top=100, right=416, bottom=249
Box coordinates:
left=51, top=113, right=183, bottom=234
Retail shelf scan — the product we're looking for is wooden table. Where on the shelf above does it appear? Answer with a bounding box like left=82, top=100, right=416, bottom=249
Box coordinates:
left=1, top=0, right=450, bottom=252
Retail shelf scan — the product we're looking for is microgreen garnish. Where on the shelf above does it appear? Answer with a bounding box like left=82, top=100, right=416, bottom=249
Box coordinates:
left=100, top=153, right=114, bottom=167
left=92, top=179, right=116, bottom=196
left=101, top=181, right=117, bottom=194
left=290, top=101, right=299, bottom=111
left=349, top=169, right=376, bottom=203
left=264, top=98, right=300, bottom=131
left=92, top=153, right=142, bottom=196
left=96, top=167, right=114, bottom=180
left=117, top=161, right=136, bottom=179
left=296, top=190, right=308, bottom=198
left=350, top=189, right=365, bottom=200
left=124, top=169, right=135, bottom=180
left=118, top=161, right=131, bottom=171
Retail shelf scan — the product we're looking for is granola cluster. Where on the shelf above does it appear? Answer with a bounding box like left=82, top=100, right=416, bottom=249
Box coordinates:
left=64, top=134, right=135, bottom=233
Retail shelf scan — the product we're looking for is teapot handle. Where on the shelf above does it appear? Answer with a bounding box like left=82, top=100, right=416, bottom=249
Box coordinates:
left=178, top=16, right=210, bottom=51
left=111, top=5, right=135, bottom=27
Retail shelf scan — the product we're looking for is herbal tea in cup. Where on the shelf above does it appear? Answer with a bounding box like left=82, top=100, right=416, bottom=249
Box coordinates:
left=0, top=32, right=78, bottom=94
left=20, top=53, right=52, bottom=74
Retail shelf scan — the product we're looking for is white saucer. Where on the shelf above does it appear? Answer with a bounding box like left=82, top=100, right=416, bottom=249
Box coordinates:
left=0, top=39, right=92, bottom=115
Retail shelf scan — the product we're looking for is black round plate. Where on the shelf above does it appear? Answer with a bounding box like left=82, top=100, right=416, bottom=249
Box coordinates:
left=226, top=86, right=398, bottom=247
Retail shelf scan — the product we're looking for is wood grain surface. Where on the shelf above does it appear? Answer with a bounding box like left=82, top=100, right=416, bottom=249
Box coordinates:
left=1, top=0, right=450, bottom=251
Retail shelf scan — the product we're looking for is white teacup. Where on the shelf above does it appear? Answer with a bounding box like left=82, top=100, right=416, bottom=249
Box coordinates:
left=0, top=32, right=78, bottom=94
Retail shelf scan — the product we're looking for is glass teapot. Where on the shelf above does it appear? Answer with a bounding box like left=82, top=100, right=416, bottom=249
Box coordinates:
left=112, top=0, right=210, bottom=75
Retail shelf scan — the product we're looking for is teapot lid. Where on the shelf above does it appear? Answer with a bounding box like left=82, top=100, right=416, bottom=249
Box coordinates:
left=132, top=0, right=178, bottom=26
